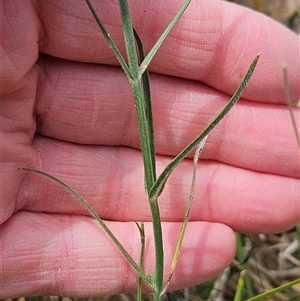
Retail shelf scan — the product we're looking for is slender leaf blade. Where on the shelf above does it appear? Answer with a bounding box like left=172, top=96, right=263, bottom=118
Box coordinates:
left=85, top=0, right=132, bottom=79
left=245, top=278, right=300, bottom=301
left=134, top=28, right=156, bottom=182
left=139, top=0, right=192, bottom=77
left=19, top=168, right=155, bottom=289
left=150, top=54, right=260, bottom=199
left=282, top=61, right=300, bottom=148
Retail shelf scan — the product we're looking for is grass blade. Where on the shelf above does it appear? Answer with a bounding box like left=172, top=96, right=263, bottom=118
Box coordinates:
left=150, top=54, right=260, bottom=199
left=282, top=61, right=300, bottom=148
left=245, top=278, right=300, bottom=301
left=19, top=168, right=155, bottom=289
left=135, top=222, right=145, bottom=301
left=139, top=0, right=192, bottom=77
left=85, top=0, right=132, bottom=79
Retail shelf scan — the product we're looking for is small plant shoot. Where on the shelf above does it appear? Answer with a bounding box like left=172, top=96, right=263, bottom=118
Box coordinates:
left=20, top=0, right=260, bottom=300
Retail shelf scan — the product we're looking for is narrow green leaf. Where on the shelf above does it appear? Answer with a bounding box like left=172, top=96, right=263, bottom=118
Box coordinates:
left=163, top=136, right=207, bottom=294
left=117, top=2, right=162, bottom=295
left=85, top=0, right=132, bottom=79
left=245, top=278, right=300, bottom=301
left=150, top=54, right=260, bottom=199
left=134, top=28, right=156, bottom=187
left=139, top=0, right=192, bottom=77
left=282, top=61, right=300, bottom=148
left=19, top=168, right=155, bottom=289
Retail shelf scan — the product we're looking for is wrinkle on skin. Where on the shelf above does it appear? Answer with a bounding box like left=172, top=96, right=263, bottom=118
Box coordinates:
left=0, top=212, right=236, bottom=298
left=16, top=138, right=299, bottom=233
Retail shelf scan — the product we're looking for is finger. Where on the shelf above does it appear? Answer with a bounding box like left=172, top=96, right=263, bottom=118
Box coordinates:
left=35, top=58, right=299, bottom=178
left=18, top=137, right=299, bottom=234
left=0, top=211, right=236, bottom=298
left=1, top=0, right=40, bottom=221
left=3, top=1, right=298, bottom=103
left=1, top=0, right=40, bottom=95
left=35, top=0, right=299, bottom=102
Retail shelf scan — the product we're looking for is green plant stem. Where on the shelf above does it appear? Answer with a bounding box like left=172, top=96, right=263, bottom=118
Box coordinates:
left=133, top=29, right=156, bottom=183
left=132, top=28, right=164, bottom=298
left=118, top=1, right=164, bottom=295
left=245, top=278, right=300, bottom=301
left=118, top=0, right=156, bottom=193
left=149, top=197, right=164, bottom=299
left=131, top=80, right=157, bottom=190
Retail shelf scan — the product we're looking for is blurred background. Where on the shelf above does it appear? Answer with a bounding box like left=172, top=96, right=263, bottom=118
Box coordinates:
left=228, top=0, right=300, bottom=33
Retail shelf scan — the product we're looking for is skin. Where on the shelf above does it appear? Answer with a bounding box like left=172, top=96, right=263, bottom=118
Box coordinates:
left=1, top=0, right=299, bottom=297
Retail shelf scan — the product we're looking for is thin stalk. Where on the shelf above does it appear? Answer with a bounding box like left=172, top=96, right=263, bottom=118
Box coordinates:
left=149, top=197, right=164, bottom=299
left=119, top=0, right=156, bottom=192
left=282, top=61, right=300, bottom=148
left=163, top=136, right=208, bottom=294
left=130, top=79, right=164, bottom=296
left=134, top=28, right=156, bottom=181
left=118, top=1, right=163, bottom=295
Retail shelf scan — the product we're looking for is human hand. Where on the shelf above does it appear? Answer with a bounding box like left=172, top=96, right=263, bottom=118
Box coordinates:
left=1, top=0, right=299, bottom=297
